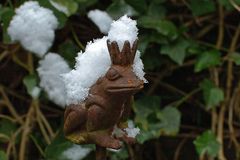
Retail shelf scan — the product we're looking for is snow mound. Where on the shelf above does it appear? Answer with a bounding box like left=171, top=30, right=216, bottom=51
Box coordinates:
left=87, top=9, right=113, bottom=34
left=62, top=145, right=92, bottom=160
left=108, top=15, right=138, bottom=50
left=37, top=53, right=70, bottom=107
left=8, top=1, right=58, bottom=57
left=62, top=37, right=110, bottom=105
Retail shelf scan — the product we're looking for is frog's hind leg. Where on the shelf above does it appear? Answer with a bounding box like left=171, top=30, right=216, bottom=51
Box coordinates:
left=88, top=130, right=122, bottom=149
left=64, top=104, right=87, bottom=135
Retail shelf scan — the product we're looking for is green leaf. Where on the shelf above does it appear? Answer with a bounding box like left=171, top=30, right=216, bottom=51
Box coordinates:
left=200, top=79, right=224, bottom=109
left=189, top=0, right=216, bottom=16
left=161, top=38, right=191, bottom=65
left=0, top=119, right=17, bottom=142
left=229, top=53, right=240, bottom=65
left=45, top=132, right=92, bottom=160
left=0, top=7, right=14, bottom=43
left=194, top=50, right=221, bottom=72
left=110, top=146, right=129, bottom=160
left=138, top=16, right=178, bottom=40
left=134, top=96, right=161, bottom=128
left=0, top=150, right=7, bottom=160
left=134, top=98, right=181, bottom=143
left=107, top=0, right=138, bottom=19
left=23, top=75, right=40, bottom=99
left=194, top=130, right=220, bottom=158
left=45, top=133, right=72, bottom=159
left=148, top=2, right=166, bottom=19
left=49, top=0, right=78, bottom=16
left=58, top=40, right=78, bottom=68
left=125, top=0, right=147, bottom=13
left=219, top=0, right=240, bottom=10
left=156, top=106, right=181, bottom=135
left=143, top=50, right=163, bottom=70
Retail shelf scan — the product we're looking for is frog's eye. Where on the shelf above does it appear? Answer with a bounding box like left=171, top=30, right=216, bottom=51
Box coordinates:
left=106, top=68, right=121, bottom=81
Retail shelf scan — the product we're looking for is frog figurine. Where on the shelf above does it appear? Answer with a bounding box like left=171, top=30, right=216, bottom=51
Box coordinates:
left=63, top=39, right=144, bottom=149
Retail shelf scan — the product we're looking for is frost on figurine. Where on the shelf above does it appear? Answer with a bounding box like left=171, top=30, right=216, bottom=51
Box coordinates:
left=63, top=39, right=144, bottom=149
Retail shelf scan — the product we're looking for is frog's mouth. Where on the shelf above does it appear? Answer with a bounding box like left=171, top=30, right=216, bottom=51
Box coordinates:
left=107, top=84, right=144, bottom=93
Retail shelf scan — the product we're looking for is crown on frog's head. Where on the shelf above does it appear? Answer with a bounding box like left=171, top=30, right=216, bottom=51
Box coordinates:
left=107, top=39, right=138, bottom=66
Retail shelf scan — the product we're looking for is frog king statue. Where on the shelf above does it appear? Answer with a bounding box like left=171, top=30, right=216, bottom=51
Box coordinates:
left=63, top=39, right=144, bottom=150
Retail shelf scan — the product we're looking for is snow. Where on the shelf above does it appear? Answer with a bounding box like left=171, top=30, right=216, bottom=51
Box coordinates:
left=62, top=37, right=110, bottom=105
left=7, top=1, right=58, bottom=57
left=133, top=51, right=147, bottom=83
left=37, top=53, right=71, bottom=107
left=62, top=144, right=91, bottom=160
left=112, top=120, right=140, bottom=138
left=30, top=86, right=41, bottom=99
left=62, top=16, right=146, bottom=105
left=87, top=9, right=113, bottom=34
left=50, top=0, right=69, bottom=15
left=124, top=120, right=140, bottom=138
left=108, top=15, right=138, bottom=50
left=112, top=125, right=125, bottom=138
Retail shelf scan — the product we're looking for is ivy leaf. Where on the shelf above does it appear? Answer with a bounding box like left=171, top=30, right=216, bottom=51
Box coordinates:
left=161, top=38, right=191, bottom=65
left=49, top=0, right=78, bottom=16
left=156, top=106, right=181, bottom=135
left=110, top=146, right=129, bottom=160
left=125, top=0, right=147, bottom=13
left=23, top=75, right=41, bottom=99
left=219, top=0, right=240, bottom=10
left=58, top=40, right=78, bottom=68
left=0, top=150, right=7, bottom=160
left=194, top=130, right=220, bottom=158
left=229, top=53, right=240, bottom=65
left=138, top=16, right=178, bottom=40
left=134, top=98, right=181, bottom=143
left=45, top=132, right=93, bottom=160
left=134, top=96, right=161, bottom=130
left=45, top=133, right=72, bottom=159
left=107, top=0, right=138, bottom=19
left=189, top=0, right=216, bottom=16
left=148, top=2, right=166, bottom=19
left=194, top=50, right=221, bottom=72
left=0, top=7, right=14, bottom=43
left=200, top=79, right=224, bottom=109
left=0, top=119, right=17, bottom=142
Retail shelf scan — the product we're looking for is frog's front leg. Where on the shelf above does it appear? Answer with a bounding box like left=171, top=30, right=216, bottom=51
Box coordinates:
left=87, top=104, right=107, bottom=132
left=64, top=104, right=87, bottom=135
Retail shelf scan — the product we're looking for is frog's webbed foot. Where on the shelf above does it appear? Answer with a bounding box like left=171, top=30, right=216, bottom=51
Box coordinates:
left=89, top=130, right=122, bottom=149
left=64, top=104, right=87, bottom=135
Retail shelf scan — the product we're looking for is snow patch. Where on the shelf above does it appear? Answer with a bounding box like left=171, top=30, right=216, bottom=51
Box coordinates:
left=87, top=9, right=113, bottom=34
left=37, top=53, right=70, bottom=107
left=8, top=1, right=58, bottom=57
left=108, top=15, right=138, bottom=50
left=49, top=0, right=69, bottom=15
left=62, top=145, right=91, bottom=160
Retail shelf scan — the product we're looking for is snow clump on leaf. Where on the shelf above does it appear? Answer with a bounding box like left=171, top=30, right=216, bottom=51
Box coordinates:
left=87, top=9, right=113, bottom=34
left=8, top=1, right=58, bottom=57
left=62, top=144, right=92, bottom=160
left=37, top=53, right=70, bottom=107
